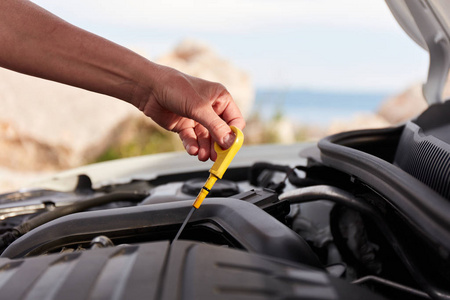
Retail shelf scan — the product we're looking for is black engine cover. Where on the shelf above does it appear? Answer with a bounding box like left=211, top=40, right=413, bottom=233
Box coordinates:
left=0, top=240, right=386, bottom=300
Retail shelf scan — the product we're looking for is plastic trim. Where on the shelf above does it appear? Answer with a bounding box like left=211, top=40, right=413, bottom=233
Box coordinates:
left=318, top=127, right=450, bottom=251
left=1, top=198, right=322, bottom=268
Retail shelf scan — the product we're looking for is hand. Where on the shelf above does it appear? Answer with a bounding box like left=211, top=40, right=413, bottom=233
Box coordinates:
left=136, top=66, right=246, bottom=161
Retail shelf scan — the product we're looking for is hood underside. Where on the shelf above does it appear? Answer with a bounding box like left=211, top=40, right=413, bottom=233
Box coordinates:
left=386, top=0, right=450, bottom=104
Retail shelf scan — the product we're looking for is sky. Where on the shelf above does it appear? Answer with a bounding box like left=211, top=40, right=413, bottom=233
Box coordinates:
left=31, top=0, right=429, bottom=94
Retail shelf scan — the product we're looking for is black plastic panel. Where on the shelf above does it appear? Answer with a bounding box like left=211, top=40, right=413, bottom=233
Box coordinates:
left=394, top=102, right=450, bottom=199
left=1, top=197, right=320, bottom=268
left=0, top=241, right=386, bottom=300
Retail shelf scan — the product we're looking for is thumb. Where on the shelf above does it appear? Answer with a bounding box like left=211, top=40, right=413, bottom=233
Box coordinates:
left=196, top=108, right=235, bottom=149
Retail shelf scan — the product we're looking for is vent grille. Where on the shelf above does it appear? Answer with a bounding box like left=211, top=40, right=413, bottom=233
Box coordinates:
left=403, top=141, right=450, bottom=198
left=395, top=123, right=450, bottom=199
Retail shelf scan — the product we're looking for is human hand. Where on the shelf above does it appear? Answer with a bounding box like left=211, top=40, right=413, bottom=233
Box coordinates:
left=136, top=66, right=246, bottom=161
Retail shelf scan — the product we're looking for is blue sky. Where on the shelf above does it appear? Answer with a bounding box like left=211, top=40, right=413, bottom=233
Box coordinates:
left=31, top=0, right=429, bottom=94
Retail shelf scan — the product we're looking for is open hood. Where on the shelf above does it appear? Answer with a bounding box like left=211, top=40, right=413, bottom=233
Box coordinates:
left=386, top=0, right=450, bottom=104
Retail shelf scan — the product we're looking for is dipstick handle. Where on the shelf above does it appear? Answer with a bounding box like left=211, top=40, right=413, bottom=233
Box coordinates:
left=210, top=126, right=244, bottom=179
left=191, top=126, right=244, bottom=209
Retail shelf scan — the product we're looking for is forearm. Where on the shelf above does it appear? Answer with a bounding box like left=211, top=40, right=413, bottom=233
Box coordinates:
left=0, top=0, right=245, bottom=161
left=0, top=0, right=154, bottom=104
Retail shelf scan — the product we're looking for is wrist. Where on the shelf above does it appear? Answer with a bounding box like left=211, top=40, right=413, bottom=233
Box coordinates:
left=127, top=60, right=167, bottom=113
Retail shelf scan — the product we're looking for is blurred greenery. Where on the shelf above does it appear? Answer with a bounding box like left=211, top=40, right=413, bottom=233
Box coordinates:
left=94, top=118, right=184, bottom=163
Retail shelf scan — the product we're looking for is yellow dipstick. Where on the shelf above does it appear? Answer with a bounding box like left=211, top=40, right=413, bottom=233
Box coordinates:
left=192, top=125, right=244, bottom=209
left=172, top=126, right=244, bottom=243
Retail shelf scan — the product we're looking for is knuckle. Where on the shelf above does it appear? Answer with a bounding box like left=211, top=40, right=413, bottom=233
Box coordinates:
left=209, top=119, right=228, bottom=134
left=194, top=125, right=209, bottom=139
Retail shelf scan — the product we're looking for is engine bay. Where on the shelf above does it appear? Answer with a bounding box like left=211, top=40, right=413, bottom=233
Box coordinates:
left=0, top=155, right=444, bottom=299
left=2, top=103, right=450, bottom=299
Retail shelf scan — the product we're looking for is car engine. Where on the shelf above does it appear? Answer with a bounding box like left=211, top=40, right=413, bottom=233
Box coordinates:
left=1, top=100, right=450, bottom=300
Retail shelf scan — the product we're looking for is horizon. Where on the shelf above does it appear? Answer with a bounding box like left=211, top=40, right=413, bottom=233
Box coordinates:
left=254, top=86, right=392, bottom=95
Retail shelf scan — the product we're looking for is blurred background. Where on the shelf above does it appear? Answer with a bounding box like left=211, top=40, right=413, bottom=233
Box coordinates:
left=0, top=0, right=436, bottom=192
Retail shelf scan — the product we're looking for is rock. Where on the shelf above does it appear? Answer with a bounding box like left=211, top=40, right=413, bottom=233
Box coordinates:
left=0, top=67, right=140, bottom=171
left=245, top=115, right=313, bottom=144
left=378, top=75, right=450, bottom=125
left=327, top=113, right=391, bottom=135
left=328, top=79, right=450, bottom=135
left=243, top=115, right=266, bottom=145
left=377, top=84, right=428, bottom=125
left=244, top=115, right=297, bottom=144
left=157, top=39, right=254, bottom=118
left=267, top=118, right=297, bottom=144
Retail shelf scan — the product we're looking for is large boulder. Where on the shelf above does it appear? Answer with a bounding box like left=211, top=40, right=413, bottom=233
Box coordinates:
left=325, top=81, right=449, bottom=135
left=0, top=67, right=140, bottom=171
left=378, top=76, right=450, bottom=125
left=327, top=113, right=390, bottom=135
left=377, top=84, right=428, bottom=125
left=157, top=39, right=255, bottom=118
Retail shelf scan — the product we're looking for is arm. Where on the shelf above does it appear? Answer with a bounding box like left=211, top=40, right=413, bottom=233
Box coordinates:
left=0, top=0, right=245, bottom=161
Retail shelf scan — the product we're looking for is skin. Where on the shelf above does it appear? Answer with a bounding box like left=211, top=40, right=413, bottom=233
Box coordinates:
left=0, top=0, right=245, bottom=161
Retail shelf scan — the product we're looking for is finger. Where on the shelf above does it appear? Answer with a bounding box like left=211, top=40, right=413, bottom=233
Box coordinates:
left=194, top=124, right=211, bottom=161
left=178, top=127, right=198, bottom=156
left=193, top=93, right=245, bottom=149
left=192, top=107, right=234, bottom=149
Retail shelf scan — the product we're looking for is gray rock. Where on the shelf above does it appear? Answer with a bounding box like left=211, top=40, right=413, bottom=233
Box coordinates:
left=0, top=67, right=139, bottom=171
left=157, top=39, right=255, bottom=118
left=377, top=84, right=427, bottom=125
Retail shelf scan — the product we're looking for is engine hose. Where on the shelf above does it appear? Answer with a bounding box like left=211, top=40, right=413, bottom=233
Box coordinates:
left=287, top=169, right=327, bottom=188
left=279, top=185, right=450, bottom=300
left=0, top=192, right=148, bottom=252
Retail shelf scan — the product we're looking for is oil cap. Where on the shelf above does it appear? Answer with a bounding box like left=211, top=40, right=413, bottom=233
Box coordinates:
left=181, top=178, right=239, bottom=197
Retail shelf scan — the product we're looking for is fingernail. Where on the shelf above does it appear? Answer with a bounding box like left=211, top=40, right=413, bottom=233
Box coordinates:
left=223, top=132, right=235, bottom=149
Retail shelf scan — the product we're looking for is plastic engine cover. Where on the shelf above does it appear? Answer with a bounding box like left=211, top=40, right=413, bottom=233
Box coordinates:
left=0, top=240, right=386, bottom=300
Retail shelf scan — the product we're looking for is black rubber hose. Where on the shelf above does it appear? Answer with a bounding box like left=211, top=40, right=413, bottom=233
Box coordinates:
left=280, top=185, right=450, bottom=300
left=287, top=168, right=323, bottom=188
left=14, top=192, right=147, bottom=236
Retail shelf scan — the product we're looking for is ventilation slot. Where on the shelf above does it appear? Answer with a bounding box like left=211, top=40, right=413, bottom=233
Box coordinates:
left=395, top=122, right=450, bottom=199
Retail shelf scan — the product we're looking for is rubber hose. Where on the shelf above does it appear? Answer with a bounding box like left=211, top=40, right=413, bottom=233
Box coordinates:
left=14, top=192, right=147, bottom=236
